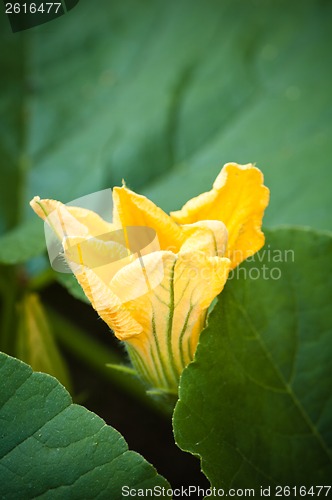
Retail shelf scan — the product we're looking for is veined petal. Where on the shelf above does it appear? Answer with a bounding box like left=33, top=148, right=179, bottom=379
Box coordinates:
left=181, top=220, right=228, bottom=257
left=171, top=163, right=270, bottom=268
left=172, top=251, right=230, bottom=366
left=116, top=250, right=230, bottom=391
left=112, top=186, right=185, bottom=252
left=112, top=251, right=178, bottom=390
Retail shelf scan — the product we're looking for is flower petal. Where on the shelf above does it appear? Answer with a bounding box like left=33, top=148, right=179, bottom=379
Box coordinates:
left=114, top=250, right=230, bottom=391
left=112, top=186, right=185, bottom=252
left=63, top=236, right=133, bottom=285
left=30, top=199, right=142, bottom=339
left=30, top=197, right=115, bottom=240
left=112, top=251, right=178, bottom=389
left=72, top=265, right=143, bottom=340
left=170, top=163, right=270, bottom=268
left=181, top=220, right=228, bottom=257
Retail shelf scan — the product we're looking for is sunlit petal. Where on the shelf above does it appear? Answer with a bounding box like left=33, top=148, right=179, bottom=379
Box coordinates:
left=113, top=186, right=185, bottom=252
left=171, top=163, right=270, bottom=268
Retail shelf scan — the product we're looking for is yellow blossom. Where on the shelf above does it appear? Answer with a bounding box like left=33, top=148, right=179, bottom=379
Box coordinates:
left=30, top=162, right=269, bottom=393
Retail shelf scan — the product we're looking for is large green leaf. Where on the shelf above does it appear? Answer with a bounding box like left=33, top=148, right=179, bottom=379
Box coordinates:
left=173, top=228, right=332, bottom=492
left=1, top=0, right=331, bottom=258
left=2, top=0, right=217, bottom=225
left=142, top=1, right=332, bottom=231
left=0, top=352, right=171, bottom=499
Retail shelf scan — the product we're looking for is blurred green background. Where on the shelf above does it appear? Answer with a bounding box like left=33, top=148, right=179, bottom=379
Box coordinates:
left=0, top=0, right=331, bottom=488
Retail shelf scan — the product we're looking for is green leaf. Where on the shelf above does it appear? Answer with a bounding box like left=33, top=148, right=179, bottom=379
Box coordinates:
left=173, top=227, right=332, bottom=490
left=2, top=0, right=331, bottom=241
left=0, top=351, right=171, bottom=499
left=16, top=293, right=72, bottom=391
left=141, top=1, right=332, bottom=232
left=1, top=0, right=205, bottom=225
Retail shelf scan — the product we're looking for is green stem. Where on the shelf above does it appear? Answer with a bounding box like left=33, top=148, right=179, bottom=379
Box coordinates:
left=15, top=32, right=30, bottom=226
left=0, top=267, right=18, bottom=355
left=0, top=268, right=8, bottom=297
left=28, top=268, right=56, bottom=291
left=0, top=32, right=30, bottom=354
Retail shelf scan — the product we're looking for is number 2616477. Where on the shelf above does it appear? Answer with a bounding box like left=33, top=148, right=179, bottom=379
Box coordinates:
left=5, top=3, right=62, bottom=14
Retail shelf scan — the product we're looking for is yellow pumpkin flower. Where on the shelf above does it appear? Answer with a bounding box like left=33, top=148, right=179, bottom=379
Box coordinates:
left=30, top=162, right=269, bottom=394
